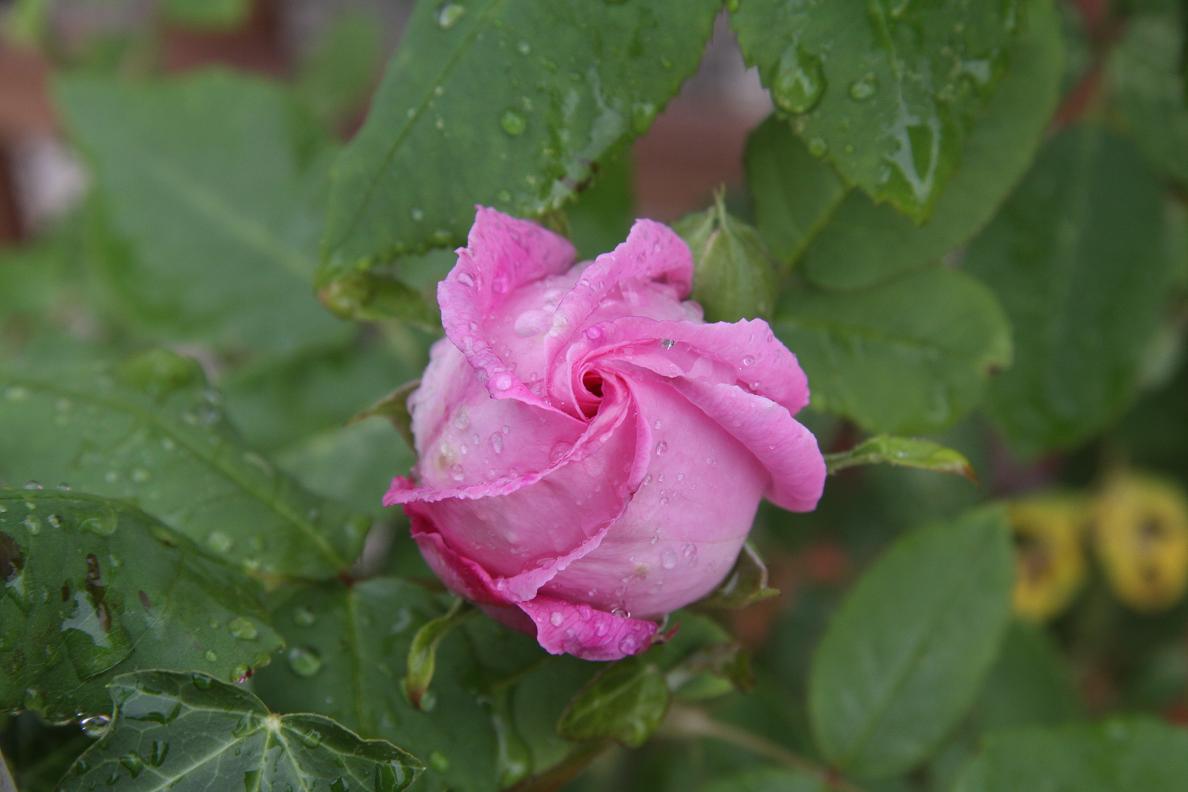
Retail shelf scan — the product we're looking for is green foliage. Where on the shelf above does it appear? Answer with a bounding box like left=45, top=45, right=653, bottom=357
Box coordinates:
left=954, top=719, right=1188, bottom=791
left=321, top=0, right=720, bottom=276
left=808, top=507, right=1014, bottom=779
left=966, top=127, right=1172, bottom=454
left=775, top=266, right=1012, bottom=434
left=824, top=435, right=976, bottom=480
left=732, top=0, right=1025, bottom=220
left=0, top=351, right=369, bottom=579
left=56, top=72, right=345, bottom=357
left=557, top=657, right=670, bottom=748
left=0, top=491, right=280, bottom=722
left=62, top=670, right=421, bottom=791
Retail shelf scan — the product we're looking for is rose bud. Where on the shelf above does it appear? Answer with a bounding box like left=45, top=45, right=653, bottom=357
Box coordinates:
left=385, top=208, right=825, bottom=661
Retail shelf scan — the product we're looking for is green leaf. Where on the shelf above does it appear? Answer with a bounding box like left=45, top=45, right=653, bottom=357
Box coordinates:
left=954, top=719, right=1188, bottom=792
left=702, top=766, right=826, bottom=792
left=0, top=491, right=281, bottom=722
left=61, top=670, right=421, bottom=791
left=318, top=267, right=440, bottom=327
left=296, top=11, right=384, bottom=128
left=965, top=127, right=1171, bottom=454
left=774, top=266, right=1012, bottom=434
left=743, top=116, right=847, bottom=268
left=567, top=154, right=635, bottom=261
left=972, top=621, right=1083, bottom=732
left=0, top=351, right=368, bottom=579
left=557, top=657, right=671, bottom=748
left=251, top=578, right=598, bottom=792
left=321, top=0, right=720, bottom=274
left=731, top=0, right=1024, bottom=220
left=796, top=1, right=1064, bottom=289
left=808, top=506, right=1014, bottom=779
left=162, top=0, right=249, bottom=29
left=824, top=435, right=976, bottom=481
left=403, top=599, right=469, bottom=710
left=56, top=72, right=346, bottom=357
left=674, top=194, right=778, bottom=322
left=351, top=379, right=421, bottom=452
left=698, top=542, right=779, bottom=610
left=1109, top=8, right=1188, bottom=187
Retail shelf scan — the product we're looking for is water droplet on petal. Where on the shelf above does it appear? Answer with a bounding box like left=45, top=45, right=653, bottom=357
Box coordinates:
left=660, top=338, right=675, bottom=350
left=493, top=373, right=513, bottom=390
left=549, top=611, right=564, bottom=627
left=456, top=271, right=475, bottom=288
left=490, top=433, right=505, bottom=455
left=742, top=355, right=755, bottom=367
left=655, top=441, right=668, bottom=456
left=660, top=549, right=677, bottom=569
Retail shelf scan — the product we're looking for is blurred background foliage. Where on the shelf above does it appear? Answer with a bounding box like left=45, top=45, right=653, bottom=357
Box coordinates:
left=0, top=0, right=1187, bottom=790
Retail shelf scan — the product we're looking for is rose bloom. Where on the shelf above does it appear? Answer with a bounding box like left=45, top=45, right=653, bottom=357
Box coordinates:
left=385, top=208, right=825, bottom=661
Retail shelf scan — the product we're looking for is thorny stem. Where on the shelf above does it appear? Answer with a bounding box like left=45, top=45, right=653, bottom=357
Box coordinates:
left=660, top=704, right=866, bottom=792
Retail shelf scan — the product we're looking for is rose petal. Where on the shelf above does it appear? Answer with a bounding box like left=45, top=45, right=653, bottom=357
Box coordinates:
left=669, top=377, right=826, bottom=512
left=438, top=207, right=575, bottom=409
left=518, top=596, right=658, bottom=661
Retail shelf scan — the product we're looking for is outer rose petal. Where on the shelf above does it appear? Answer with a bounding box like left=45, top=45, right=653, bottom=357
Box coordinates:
left=519, top=596, right=658, bottom=661
left=438, top=207, right=575, bottom=410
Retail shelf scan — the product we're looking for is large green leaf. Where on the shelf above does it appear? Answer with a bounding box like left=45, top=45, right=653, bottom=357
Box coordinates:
left=774, top=266, right=1012, bottom=434
left=808, top=507, right=1014, bottom=779
left=795, top=1, right=1064, bottom=289
left=1108, top=8, right=1188, bottom=188
left=731, top=0, right=1024, bottom=220
left=321, top=0, right=720, bottom=274
left=61, top=670, right=421, bottom=791
left=0, top=351, right=368, bottom=579
left=702, top=767, right=825, bottom=792
left=965, top=128, right=1170, bottom=454
left=0, top=491, right=281, bottom=722
left=55, top=72, right=346, bottom=356
left=252, top=578, right=597, bottom=791
left=743, top=116, right=846, bottom=268
left=954, top=719, right=1188, bottom=792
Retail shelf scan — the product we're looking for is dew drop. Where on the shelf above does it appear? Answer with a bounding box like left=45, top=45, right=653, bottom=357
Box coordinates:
left=681, top=543, right=698, bottom=561
left=500, top=109, right=527, bottom=136
left=660, top=549, right=677, bottom=569
left=207, top=531, right=233, bottom=554
left=449, top=464, right=465, bottom=482
left=742, top=355, right=755, bottom=367
left=490, top=433, right=505, bottom=455
left=79, top=714, right=111, bottom=738
left=493, top=373, right=513, bottom=390
left=584, top=326, right=603, bottom=341
left=772, top=44, right=826, bottom=114
left=204, top=650, right=218, bottom=663
left=654, top=441, right=668, bottom=456
left=456, top=271, right=475, bottom=288
left=659, top=338, right=675, bottom=350
left=288, top=645, right=324, bottom=677
left=848, top=74, right=878, bottom=101
left=435, top=2, right=465, bottom=29
left=228, top=617, right=258, bottom=641
left=549, top=611, right=564, bottom=627
left=293, top=606, right=316, bottom=627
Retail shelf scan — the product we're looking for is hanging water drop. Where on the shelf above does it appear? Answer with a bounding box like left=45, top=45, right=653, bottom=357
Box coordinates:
left=772, top=45, right=826, bottom=114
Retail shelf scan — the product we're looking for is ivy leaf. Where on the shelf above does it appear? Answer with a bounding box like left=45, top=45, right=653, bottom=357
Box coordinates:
left=965, top=128, right=1171, bottom=454
left=321, top=0, right=720, bottom=275
left=731, top=0, right=1025, bottom=220
left=556, top=657, right=670, bottom=749
left=252, top=578, right=599, bottom=792
left=55, top=72, right=345, bottom=357
left=824, top=435, right=977, bottom=481
left=809, top=507, right=1014, bottom=779
left=0, top=491, right=281, bottom=722
left=0, top=351, right=369, bottom=580
left=674, top=194, right=779, bottom=322
left=774, top=266, right=1012, bottom=435
left=60, top=670, right=421, bottom=791
left=954, top=719, right=1188, bottom=792
left=794, top=0, right=1064, bottom=290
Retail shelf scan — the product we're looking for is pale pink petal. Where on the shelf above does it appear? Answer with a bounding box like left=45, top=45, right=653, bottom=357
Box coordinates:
left=669, top=377, right=826, bottom=512
left=542, top=370, right=765, bottom=617
left=589, top=317, right=810, bottom=415
left=438, top=207, right=575, bottom=408
left=518, top=596, right=659, bottom=661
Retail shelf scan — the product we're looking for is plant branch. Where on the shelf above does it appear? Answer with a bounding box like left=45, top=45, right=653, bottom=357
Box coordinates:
left=659, top=704, right=865, bottom=792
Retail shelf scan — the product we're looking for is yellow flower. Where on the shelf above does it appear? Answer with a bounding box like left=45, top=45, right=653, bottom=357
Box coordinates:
left=1093, top=474, right=1188, bottom=612
left=1009, top=495, right=1089, bottom=622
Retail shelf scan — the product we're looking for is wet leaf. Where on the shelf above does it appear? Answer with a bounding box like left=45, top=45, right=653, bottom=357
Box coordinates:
left=965, top=128, right=1171, bottom=454
left=0, top=491, right=281, bottom=722
left=321, top=0, right=720, bottom=276
left=61, top=670, right=421, bottom=791
left=403, top=598, right=469, bottom=709
left=351, top=379, right=421, bottom=452
left=56, top=72, right=345, bottom=357
left=809, top=506, right=1014, bottom=778
left=824, top=435, right=976, bottom=481
left=0, top=350, right=369, bottom=579
left=557, top=657, right=670, bottom=748
left=731, top=0, right=1025, bottom=220
left=774, top=266, right=1012, bottom=434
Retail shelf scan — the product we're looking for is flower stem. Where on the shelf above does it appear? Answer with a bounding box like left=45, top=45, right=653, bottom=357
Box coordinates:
left=660, top=704, right=865, bottom=792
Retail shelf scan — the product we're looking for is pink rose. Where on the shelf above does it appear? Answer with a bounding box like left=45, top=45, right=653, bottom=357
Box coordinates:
left=384, top=208, right=825, bottom=661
